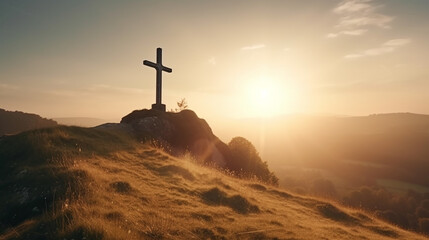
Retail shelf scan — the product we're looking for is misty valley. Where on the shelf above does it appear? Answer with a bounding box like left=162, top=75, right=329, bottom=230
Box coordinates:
left=221, top=113, right=429, bottom=234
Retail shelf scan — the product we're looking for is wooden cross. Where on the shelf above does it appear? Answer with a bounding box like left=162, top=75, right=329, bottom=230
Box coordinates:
left=143, top=48, right=172, bottom=112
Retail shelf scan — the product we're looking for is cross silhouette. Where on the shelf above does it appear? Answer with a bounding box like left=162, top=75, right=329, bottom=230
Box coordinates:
left=143, top=48, right=172, bottom=112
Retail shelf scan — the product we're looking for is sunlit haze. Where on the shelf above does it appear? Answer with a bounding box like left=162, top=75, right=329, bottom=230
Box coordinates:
left=1, top=0, right=429, bottom=123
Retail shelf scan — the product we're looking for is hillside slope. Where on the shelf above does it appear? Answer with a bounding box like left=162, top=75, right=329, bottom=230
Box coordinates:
left=0, top=108, right=57, bottom=136
left=0, top=126, right=427, bottom=239
left=53, top=117, right=108, bottom=127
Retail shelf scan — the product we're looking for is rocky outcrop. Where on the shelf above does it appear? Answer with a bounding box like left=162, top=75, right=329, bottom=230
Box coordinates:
left=120, top=109, right=232, bottom=167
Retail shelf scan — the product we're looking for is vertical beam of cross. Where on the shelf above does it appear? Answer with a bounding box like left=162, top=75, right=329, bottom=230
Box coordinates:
left=143, top=48, right=172, bottom=111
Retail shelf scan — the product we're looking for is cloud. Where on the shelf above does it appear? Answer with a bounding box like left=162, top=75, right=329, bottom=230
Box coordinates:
left=241, top=44, right=265, bottom=50
left=44, top=89, right=86, bottom=97
left=0, top=83, right=20, bottom=91
left=344, top=54, right=364, bottom=59
left=384, top=39, right=411, bottom=47
left=344, top=47, right=393, bottom=59
left=333, top=0, right=373, bottom=14
left=0, top=83, right=21, bottom=97
left=327, top=29, right=368, bottom=38
left=337, top=15, right=393, bottom=29
left=328, top=0, right=393, bottom=38
left=345, top=38, right=411, bottom=59
left=45, top=84, right=148, bottom=97
left=88, top=84, right=145, bottom=94
left=208, top=57, right=216, bottom=65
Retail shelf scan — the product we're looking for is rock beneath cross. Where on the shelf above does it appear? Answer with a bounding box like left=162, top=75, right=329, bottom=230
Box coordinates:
left=143, top=48, right=172, bottom=112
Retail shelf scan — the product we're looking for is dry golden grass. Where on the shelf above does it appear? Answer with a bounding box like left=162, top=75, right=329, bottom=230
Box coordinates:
left=2, top=139, right=428, bottom=239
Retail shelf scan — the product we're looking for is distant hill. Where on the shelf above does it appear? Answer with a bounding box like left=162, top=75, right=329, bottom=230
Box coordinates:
left=0, top=108, right=57, bottom=136
left=53, top=117, right=108, bottom=127
left=215, top=113, right=429, bottom=233
left=217, top=112, right=429, bottom=188
left=0, top=125, right=426, bottom=239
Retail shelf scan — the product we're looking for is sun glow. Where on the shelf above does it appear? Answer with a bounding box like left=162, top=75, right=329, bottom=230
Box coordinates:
left=238, top=77, right=285, bottom=118
left=231, top=69, right=306, bottom=119
left=252, top=87, right=276, bottom=115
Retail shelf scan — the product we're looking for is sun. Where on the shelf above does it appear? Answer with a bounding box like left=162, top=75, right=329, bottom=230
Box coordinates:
left=254, top=88, right=273, bottom=111
left=258, top=88, right=269, bottom=104
left=241, top=78, right=282, bottom=118
left=234, top=72, right=304, bottom=119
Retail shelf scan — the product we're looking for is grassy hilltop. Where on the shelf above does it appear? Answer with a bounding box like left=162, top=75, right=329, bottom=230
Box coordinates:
left=0, top=126, right=427, bottom=239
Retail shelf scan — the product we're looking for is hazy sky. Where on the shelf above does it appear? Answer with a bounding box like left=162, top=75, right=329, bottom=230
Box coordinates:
left=1, top=0, right=429, bottom=122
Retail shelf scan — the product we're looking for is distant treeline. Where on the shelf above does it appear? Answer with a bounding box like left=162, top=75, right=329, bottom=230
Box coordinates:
left=269, top=113, right=429, bottom=234
left=283, top=176, right=429, bottom=235
left=0, top=108, right=57, bottom=136
left=342, top=186, right=429, bottom=234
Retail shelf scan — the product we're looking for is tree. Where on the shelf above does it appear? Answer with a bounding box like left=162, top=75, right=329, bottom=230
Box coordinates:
left=176, top=98, right=188, bottom=111
left=227, top=136, right=278, bottom=185
left=418, top=218, right=429, bottom=234
left=170, top=98, right=188, bottom=113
